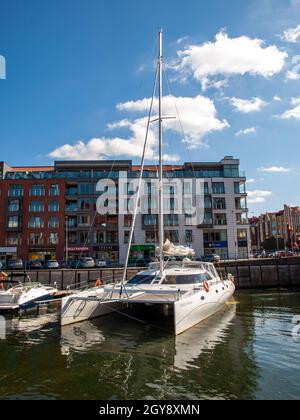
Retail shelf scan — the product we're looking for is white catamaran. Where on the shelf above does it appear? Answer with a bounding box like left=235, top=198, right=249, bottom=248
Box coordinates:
left=61, top=30, right=236, bottom=335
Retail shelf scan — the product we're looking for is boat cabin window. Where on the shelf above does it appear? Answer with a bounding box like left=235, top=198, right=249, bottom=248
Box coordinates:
left=163, top=273, right=212, bottom=285
left=127, top=274, right=157, bottom=285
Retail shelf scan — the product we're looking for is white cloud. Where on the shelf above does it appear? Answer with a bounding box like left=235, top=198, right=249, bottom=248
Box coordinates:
left=286, top=70, right=300, bottom=80
left=49, top=95, right=229, bottom=160
left=281, top=25, right=300, bottom=43
left=258, top=166, right=291, bottom=173
left=176, top=36, right=188, bottom=45
left=118, top=95, right=229, bottom=148
left=174, top=31, right=287, bottom=90
left=248, top=190, right=273, bottom=204
left=273, top=95, right=281, bottom=102
left=279, top=96, right=300, bottom=120
left=246, top=178, right=256, bottom=184
left=236, top=127, right=257, bottom=137
left=230, top=97, right=268, bottom=113
left=49, top=117, right=174, bottom=161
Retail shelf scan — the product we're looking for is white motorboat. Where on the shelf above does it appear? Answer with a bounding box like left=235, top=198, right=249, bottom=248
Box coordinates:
left=60, top=30, right=236, bottom=334
left=0, top=281, right=58, bottom=313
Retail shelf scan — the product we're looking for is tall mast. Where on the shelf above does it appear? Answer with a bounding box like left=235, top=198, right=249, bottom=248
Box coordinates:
left=158, top=29, right=164, bottom=276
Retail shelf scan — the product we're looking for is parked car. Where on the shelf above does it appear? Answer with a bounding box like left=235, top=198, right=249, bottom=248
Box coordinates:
left=200, top=254, right=221, bottom=263
left=28, top=260, right=43, bottom=270
left=44, top=260, right=60, bottom=269
left=78, top=257, right=95, bottom=269
left=95, top=260, right=107, bottom=268
left=275, top=250, right=296, bottom=258
left=7, top=258, right=23, bottom=270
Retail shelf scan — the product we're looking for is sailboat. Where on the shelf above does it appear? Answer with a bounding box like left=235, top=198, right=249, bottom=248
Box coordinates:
left=60, top=30, right=236, bottom=335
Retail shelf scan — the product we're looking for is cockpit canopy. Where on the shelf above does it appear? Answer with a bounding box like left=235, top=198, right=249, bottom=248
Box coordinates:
left=127, top=271, right=212, bottom=286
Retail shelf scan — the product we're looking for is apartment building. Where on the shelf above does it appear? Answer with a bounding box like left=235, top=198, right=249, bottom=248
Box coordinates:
left=0, top=156, right=250, bottom=264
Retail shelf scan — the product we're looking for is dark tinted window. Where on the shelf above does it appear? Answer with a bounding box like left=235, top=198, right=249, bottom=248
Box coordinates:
left=163, top=273, right=211, bottom=285
left=127, top=275, right=156, bottom=285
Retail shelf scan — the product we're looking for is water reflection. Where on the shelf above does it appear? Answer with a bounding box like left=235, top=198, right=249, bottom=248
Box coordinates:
left=0, top=292, right=299, bottom=400
left=60, top=305, right=237, bottom=372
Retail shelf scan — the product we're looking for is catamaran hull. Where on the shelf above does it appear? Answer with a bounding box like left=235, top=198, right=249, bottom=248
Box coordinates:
left=174, top=280, right=235, bottom=335
left=61, top=291, right=126, bottom=327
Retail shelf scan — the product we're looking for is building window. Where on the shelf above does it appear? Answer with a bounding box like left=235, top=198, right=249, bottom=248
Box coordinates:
left=204, top=196, right=212, bottom=209
left=78, top=215, right=90, bottom=227
left=143, top=215, right=157, bottom=227
left=183, top=182, right=192, bottom=194
left=8, top=199, right=20, bottom=212
left=8, top=185, right=24, bottom=197
left=164, top=230, right=179, bottom=244
left=204, top=230, right=228, bottom=243
left=213, top=198, right=226, bottom=210
left=235, top=198, right=242, bottom=209
left=66, top=200, right=78, bottom=212
left=29, top=201, right=44, bottom=212
left=236, top=213, right=248, bottom=225
left=50, top=184, right=60, bottom=196
left=49, top=216, right=59, bottom=228
left=214, top=214, right=227, bottom=226
left=29, top=233, right=43, bottom=246
left=8, top=216, right=20, bottom=228
left=164, top=215, right=179, bottom=227
left=79, top=183, right=91, bottom=195
left=124, top=231, right=135, bottom=244
left=94, top=231, right=105, bottom=244
left=164, top=197, right=179, bottom=211
left=79, top=232, right=89, bottom=244
left=145, top=231, right=158, bottom=244
left=67, top=216, right=77, bottom=228
left=234, top=182, right=241, bottom=194
left=78, top=199, right=91, bottom=211
left=29, top=217, right=44, bottom=228
left=30, top=185, right=45, bottom=197
left=185, top=214, right=194, bottom=226
left=185, top=230, right=193, bottom=243
left=204, top=182, right=209, bottom=195
left=199, top=212, right=213, bottom=226
left=124, top=215, right=133, bottom=228
left=212, top=182, right=225, bottom=194
left=67, top=233, right=77, bottom=245
left=49, top=233, right=59, bottom=245
left=107, top=231, right=118, bottom=244
left=237, top=229, right=248, bottom=240
left=49, top=201, right=59, bottom=212
left=7, top=235, right=21, bottom=245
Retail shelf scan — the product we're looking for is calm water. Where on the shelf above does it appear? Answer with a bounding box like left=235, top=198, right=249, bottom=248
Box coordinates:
left=0, top=291, right=300, bottom=400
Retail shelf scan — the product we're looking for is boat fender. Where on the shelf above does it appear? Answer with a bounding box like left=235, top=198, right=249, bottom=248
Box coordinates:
left=95, top=279, right=103, bottom=288
left=203, top=281, right=210, bottom=293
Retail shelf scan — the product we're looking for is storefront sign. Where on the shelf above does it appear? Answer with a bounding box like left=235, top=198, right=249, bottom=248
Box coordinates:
left=93, top=246, right=118, bottom=251
left=67, top=247, right=90, bottom=252
left=131, top=245, right=155, bottom=252
left=0, top=247, right=17, bottom=253
left=204, top=242, right=228, bottom=249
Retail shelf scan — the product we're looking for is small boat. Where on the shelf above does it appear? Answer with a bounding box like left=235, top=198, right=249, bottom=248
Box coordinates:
left=0, top=275, right=58, bottom=313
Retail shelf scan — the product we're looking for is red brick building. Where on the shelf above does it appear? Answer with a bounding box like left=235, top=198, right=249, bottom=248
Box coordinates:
left=0, top=168, right=66, bottom=263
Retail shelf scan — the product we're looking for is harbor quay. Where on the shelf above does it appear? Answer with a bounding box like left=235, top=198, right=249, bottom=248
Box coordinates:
left=4, top=256, right=300, bottom=292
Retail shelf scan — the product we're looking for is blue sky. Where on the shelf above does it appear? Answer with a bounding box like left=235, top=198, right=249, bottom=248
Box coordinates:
left=0, top=0, right=300, bottom=215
